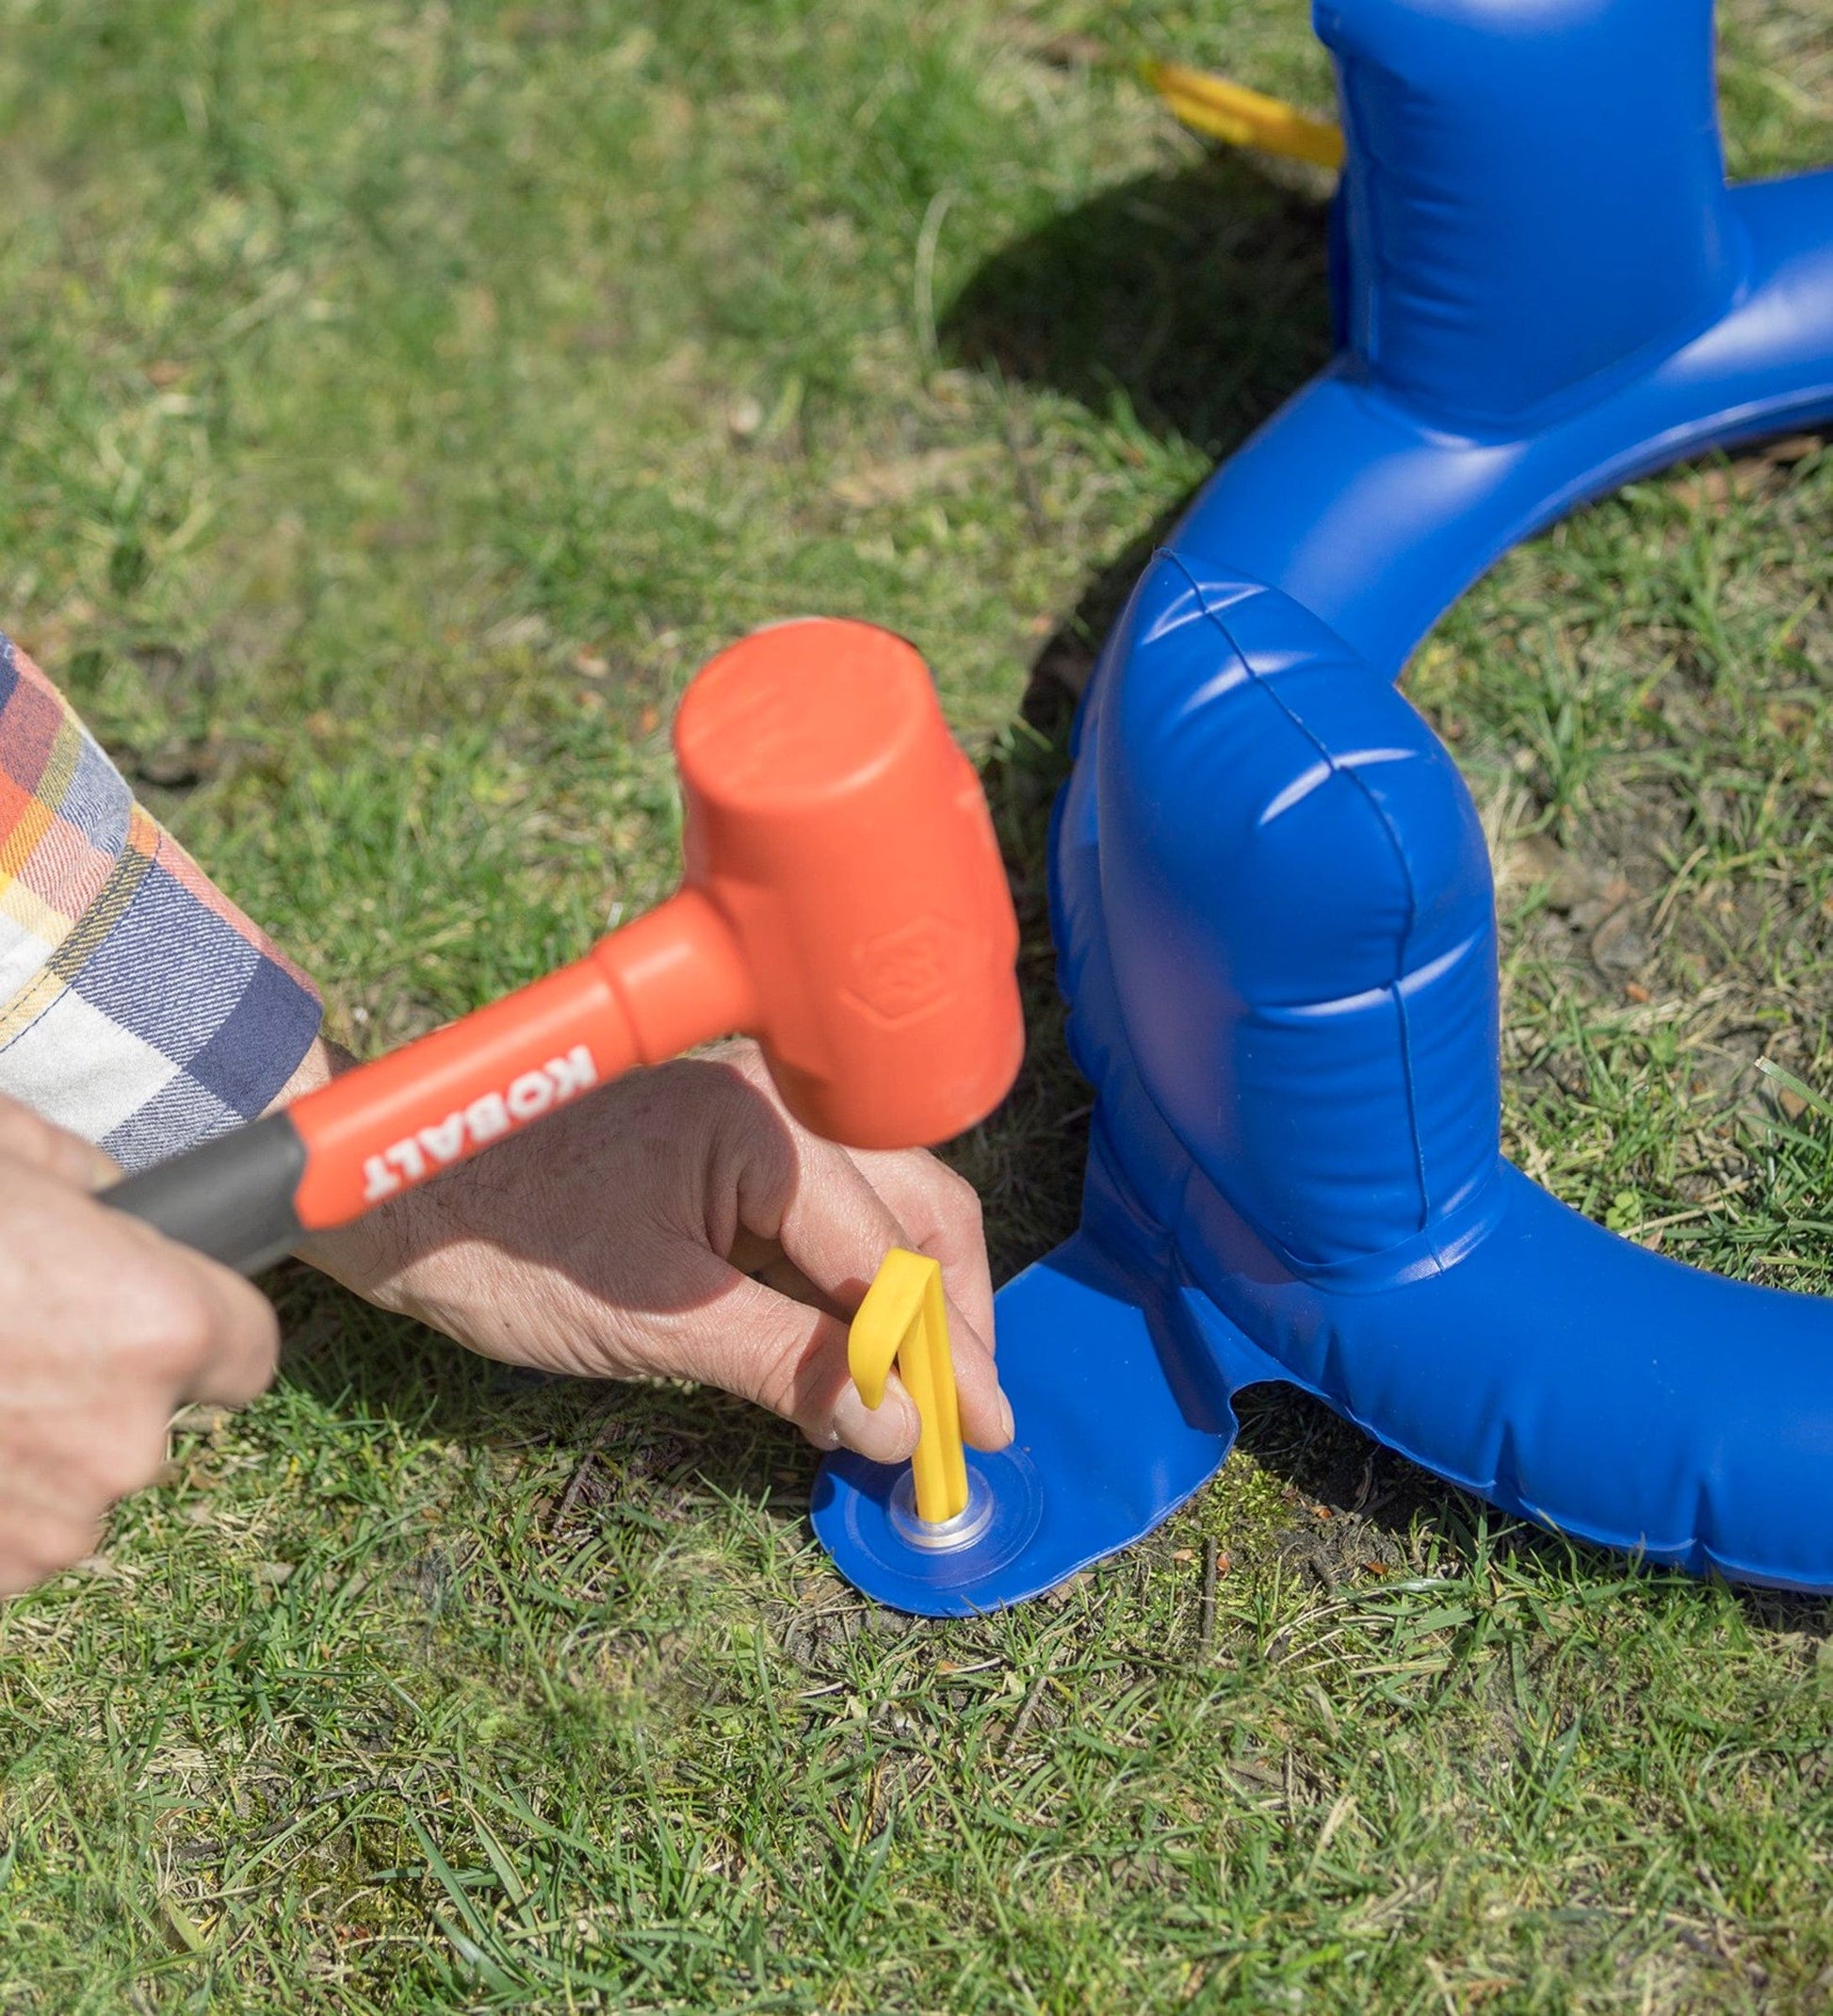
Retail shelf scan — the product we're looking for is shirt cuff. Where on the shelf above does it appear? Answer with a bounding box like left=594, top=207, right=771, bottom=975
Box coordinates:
left=0, top=635, right=323, bottom=1172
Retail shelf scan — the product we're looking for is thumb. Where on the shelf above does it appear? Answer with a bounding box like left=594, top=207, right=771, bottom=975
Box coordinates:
left=666, top=1248, right=921, bottom=1462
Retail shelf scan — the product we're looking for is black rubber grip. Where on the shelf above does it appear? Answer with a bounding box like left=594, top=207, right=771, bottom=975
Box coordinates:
left=102, top=1112, right=308, bottom=1276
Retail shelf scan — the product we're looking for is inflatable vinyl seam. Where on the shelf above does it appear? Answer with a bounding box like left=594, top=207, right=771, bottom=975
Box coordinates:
left=1096, top=556, right=1492, bottom=1274
left=1169, top=554, right=1439, bottom=1241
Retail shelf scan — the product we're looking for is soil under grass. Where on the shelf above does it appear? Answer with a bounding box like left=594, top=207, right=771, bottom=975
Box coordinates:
left=1, top=1, right=1831, bottom=2008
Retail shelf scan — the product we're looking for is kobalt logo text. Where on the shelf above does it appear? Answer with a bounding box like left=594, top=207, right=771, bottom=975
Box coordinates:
left=360, top=1045, right=597, bottom=1201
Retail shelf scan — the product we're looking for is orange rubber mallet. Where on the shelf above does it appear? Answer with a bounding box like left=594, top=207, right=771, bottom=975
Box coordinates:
left=104, top=619, right=1025, bottom=1272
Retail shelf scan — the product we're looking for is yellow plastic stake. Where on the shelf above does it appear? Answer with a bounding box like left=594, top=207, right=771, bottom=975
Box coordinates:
left=1144, top=59, right=1346, bottom=172
left=849, top=1249, right=969, bottom=1524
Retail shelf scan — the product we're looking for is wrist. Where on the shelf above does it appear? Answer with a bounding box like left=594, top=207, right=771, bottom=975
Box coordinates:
left=268, top=1034, right=438, bottom=1309
left=268, top=1031, right=346, bottom=1106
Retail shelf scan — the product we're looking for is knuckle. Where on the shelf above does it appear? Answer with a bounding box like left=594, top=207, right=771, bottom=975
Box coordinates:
left=705, top=1047, right=785, bottom=1130
left=703, top=1035, right=766, bottom=1079
left=0, top=1098, right=57, bottom=1163
left=92, top=1459, right=155, bottom=1511
left=706, top=1072, right=795, bottom=1172
left=644, top=1056, right=735, bottom=1138
left=83, top=1421, right=170, bottom=1503
left=938, top=1163, right=984, bottom=1227
left=17, top=1516, right=103, bottom=1590
left=212, top=1335, right=278, bottom=1408
left=686, top=1300, right=803, bottom=1421
left=123, top=1270, right=222, bottom=1378
left=750, top=1348, right=804, bottom=1425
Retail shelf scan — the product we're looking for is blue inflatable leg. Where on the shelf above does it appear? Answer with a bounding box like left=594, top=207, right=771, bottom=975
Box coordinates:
left=1324, top=0, right=1739, bottom=430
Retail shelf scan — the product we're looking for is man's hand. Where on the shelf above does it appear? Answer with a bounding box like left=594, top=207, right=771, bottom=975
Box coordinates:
left=306, top=1040, right=1011, bottom=1464
left=0, top=1098, right=279, bottom=1596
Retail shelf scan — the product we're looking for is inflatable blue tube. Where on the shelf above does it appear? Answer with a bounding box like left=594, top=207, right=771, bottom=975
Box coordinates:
left=814, top=0, right=1833, bottom=1613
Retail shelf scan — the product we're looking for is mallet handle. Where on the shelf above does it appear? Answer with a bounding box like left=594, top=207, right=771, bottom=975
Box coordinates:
left=101, top=890, right=755, bottom=1274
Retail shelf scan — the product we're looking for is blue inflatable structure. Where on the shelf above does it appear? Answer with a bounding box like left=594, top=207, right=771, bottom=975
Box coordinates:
left=814, top=0, right=1833, bottom=1613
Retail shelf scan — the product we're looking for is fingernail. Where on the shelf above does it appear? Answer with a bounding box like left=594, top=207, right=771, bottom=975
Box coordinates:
left=832, top=1383, right=917, bottom=1462
left=997, top=1390, right=1015, bottom=1447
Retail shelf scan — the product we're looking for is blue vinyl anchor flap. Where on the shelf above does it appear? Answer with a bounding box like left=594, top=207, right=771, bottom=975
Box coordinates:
left=812, top=1234, right=1249, bottom=1617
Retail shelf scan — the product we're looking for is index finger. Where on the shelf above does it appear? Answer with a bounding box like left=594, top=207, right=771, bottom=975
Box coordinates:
left=101, top=1206, right=282, bottom=1410
left=771, top=1136, right=1012, bottom=1453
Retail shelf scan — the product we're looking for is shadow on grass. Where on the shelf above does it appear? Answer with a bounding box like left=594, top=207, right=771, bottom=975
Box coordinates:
left=948, top=150, right=1335, bottom=731
left=943, top=153, right=1333, bottom=458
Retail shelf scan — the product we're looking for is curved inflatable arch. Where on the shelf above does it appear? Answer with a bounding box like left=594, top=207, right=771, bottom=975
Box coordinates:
left=814, top=0, right=1833, bottom=1614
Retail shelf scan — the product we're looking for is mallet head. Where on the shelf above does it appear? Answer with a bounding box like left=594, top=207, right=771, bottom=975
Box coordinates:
left=673, top=618, right=1024, bottom=1148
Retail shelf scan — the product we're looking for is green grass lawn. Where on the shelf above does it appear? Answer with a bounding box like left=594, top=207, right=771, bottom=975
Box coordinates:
left=1, top=0, right=1832, bottom=2007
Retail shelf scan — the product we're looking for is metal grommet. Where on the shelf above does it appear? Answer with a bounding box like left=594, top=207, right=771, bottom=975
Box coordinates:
left=886, top=1468, right=997, bottom=1553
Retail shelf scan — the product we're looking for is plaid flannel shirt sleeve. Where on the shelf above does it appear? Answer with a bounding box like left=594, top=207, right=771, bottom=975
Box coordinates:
left=0, top=633, right=322, bottom=1173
